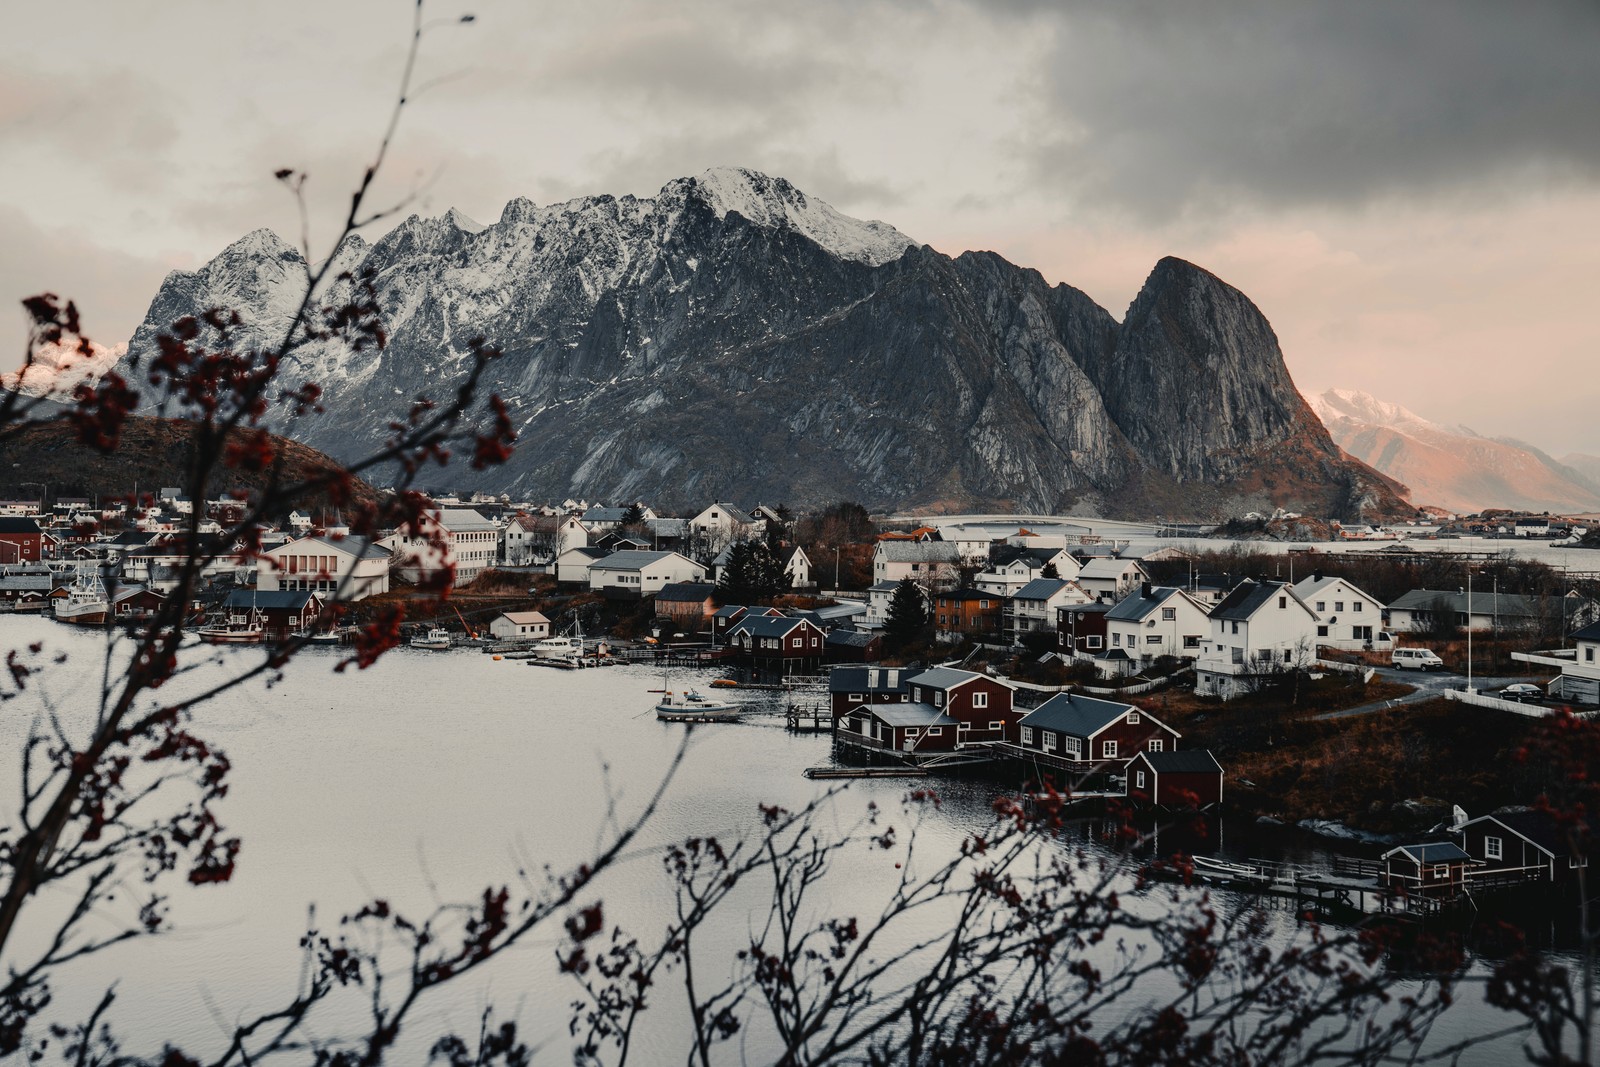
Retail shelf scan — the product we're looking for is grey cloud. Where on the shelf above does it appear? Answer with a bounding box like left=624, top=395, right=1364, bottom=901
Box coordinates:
left=1010, top=0, right=1600, bottom=216
left=0, top=207, right=173, bottom=346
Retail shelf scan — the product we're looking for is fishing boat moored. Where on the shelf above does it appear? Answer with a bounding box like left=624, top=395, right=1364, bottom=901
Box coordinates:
left=655, top=689, right=741, bottom=723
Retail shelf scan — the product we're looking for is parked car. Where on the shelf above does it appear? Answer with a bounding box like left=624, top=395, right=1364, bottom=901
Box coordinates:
left=1392, top=647, right=1445, bottom=671
left=1499, top=683, right=1544, bottom=703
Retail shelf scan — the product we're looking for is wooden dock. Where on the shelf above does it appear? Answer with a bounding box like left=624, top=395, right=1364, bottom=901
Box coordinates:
left=785, top=703, right=832, bottom=732
left=804, top=766, right=929, bottom=780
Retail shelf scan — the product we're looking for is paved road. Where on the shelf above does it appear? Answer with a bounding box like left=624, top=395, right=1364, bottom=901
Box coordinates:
left=1315, top=666, right=1535, bottom=721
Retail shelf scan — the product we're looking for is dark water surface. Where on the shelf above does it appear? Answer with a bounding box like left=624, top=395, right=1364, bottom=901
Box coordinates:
left=0, top=617, right=1564, bottom=1062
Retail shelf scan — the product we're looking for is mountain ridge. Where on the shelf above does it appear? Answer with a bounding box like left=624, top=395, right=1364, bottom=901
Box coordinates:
left=123, top=167, right=1407, bottom=521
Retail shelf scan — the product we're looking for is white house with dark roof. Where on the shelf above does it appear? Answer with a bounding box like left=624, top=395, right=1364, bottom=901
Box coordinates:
left=1289, top=572, right=1388, bottom=649
left=382, top=507, right=499, bottom=586
left=1194, top=579, right=1320, bottom=700
left=688, top=502, right=762, bottom=545
left=1101, top=584, right=1211, bottom=670
left=974, top=545, right=1080, bottom=597
left=587, top=550, right=706, bottom=597
left=555, top=546, right=608, bottom=585
left=1006, top=577, right=1091, bottom=645
left=781, top=545, right=812, bottom=589
left=1514, top=619, right=1600, bottom=705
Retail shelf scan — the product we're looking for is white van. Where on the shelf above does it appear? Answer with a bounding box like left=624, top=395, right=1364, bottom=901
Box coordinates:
left=1392, top=647, right=1444, bottom=671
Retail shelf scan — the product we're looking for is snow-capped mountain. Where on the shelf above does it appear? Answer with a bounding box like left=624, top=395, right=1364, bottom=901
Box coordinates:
left=123, top=167, right=1404, bottom=519
left=1310, top=388, right=1600, bottom=514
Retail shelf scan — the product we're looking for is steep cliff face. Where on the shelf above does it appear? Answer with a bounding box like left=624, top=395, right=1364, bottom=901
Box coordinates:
left=123, top=168, right=1405, bottom=520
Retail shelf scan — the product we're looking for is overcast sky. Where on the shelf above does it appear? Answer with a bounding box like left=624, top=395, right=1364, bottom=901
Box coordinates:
left=5, top=0, right=1597, bottom=457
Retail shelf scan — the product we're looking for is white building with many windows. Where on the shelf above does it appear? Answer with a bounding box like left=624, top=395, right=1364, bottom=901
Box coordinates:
left=258, top=535, right=391, bottom=600
left=1194, top=580, right=1320, bottom=700
left=1289, top=573, right=1388, bottom=649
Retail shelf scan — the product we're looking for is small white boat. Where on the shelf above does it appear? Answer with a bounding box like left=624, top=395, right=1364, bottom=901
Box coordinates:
left=198, top=623, right=264, bottom=645
left=655, top=689, right=740, bottom=723
left=410, top=626, right=452, bottom=650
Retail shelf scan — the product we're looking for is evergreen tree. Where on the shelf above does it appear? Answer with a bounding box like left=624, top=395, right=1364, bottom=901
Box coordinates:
left=621, top=502, right=645, bottom=527
left=884, top=577, right=929, bottom=651
left=717, top=541, right=791, bottom=604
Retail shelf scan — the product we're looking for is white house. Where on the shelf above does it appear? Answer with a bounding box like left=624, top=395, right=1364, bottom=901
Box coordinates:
left=581, top=504, right=656, bottom=531
left=1101, top=585, right=1212, bottom=672
left=688, top=502, right=762, bottom=545
left=258, top=534, right=391, bottom=600
left=872, top=541, right=961, bottom=592
left=587, top=550, right=707, bottom=597
left=1194, top=580, right=1321, bottom=700
left=782, top=545, right=813, bottom=589
left=499, top=513, right=543, bottom=566
left=974, top=546, right=1081, bottom=597
left=489, top=611, right=551, bottom=641
left=383, top=507, right=499, bottom=587
left=1075, top=558, right=1150, bottom=602
left=1290, top=573, right=1388, bottom=649
left=1513, top=620, right=1600, bottom=705
left=555, top=546, right=608, bottom=585
left=1006, top=577, right=1091, bottom=645
left=864, top=579, right=901, bottom=629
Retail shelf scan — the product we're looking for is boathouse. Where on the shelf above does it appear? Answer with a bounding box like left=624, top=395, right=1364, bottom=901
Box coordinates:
left=829, top=665, right=910, bottom=718
left=1125, top=749, right=1225, bottom=809
left=1003, top=693, right=1181, bottom=786
left=726, top=614, right=826, bottom=682
left=1381, top=842, right=1476, bottom=896
left=1456, top=810, right=1584, bottom=884
left=836, top=702, right=958, bottom=756
left=220, top=589, right=324, bottom=641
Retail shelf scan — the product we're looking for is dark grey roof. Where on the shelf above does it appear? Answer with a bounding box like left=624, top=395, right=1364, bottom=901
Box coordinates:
left=826, top=629, right=877, bottom=648
left=1013, top=578, right=1072, bottom=602
left=0, top=517, right=43, bottom=534
left=829, top=665, right=907, bottom=692
left=1020, top=692, right=1138, bottom=738
left=908, top=666, right=988, bottom=691
left=654, top=582, right=717, bottom=603
left=0, top=573, right=52, bottom=591
left=727, top=615, right=809, bottom=639
left=867, top=702, right=956, bottom=728
left=1105, top=585, right=1187, bottom=622
left=1384, top=842, right=1472, bottom=864
left=1059, top=601, right=1113, bottom=616
left=1210, top=580, right=1300, bottom=622
left=1134, top=750, right=1222, bottom=774
left=223, top=589, right=316, bottom=610
left=1388, top=589, right=1537, bottom=618
left=1567, top=620, right=1600, bottom=643
left=589, top=550, right=686, bottom=572
left=712, top=605, right=748, bottom=619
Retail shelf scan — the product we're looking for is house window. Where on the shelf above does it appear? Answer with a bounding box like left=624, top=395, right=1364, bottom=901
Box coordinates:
left=980, top=600, right=989, bottom=609
left=905, top=729, right=920, bottom=739
left=1572, top=855, right=1589, bottom=868
left=1485, top=837, right=1502, bottom=860
left=1317, top=626, right=1329, bottom=637
left=1161, top=607, right=1176, bottom=620
left=1431, top=865, right=1449, bottom=879
left=1278, top=596, right=1287, bottom=609
left=927, top=727, right=943, bottom=737
left=849, top=694, right=864, bottom=703
left=1231, top=621, right=1239, bottom=635
left=791, top=638, right=802, bottom=648
left=933, top=692, right=943, bottom=706
left=1231, top=648, right=1244, bottom=664
left=1147, top=634, right=1161, bottom=644
left=1315, top=601, right=1326, bottom=612
left=1184, top=635, right=1200, bottom=648
left=1065, top=736, right=1081, bottom=757
left=1353, top=602, right=1364, bottom=612
left=1334, top=601, right=1345, bottom=613
left=1135, top=770, right=1146, bottom=789
left=1112, top=632, right=1122, bottom=646
left=973, top=692, right=988, bottom=709
left=1586, top=647, right=1595, bottom=663
left=1087, top=636, right=1102, bottom=649
left=1020, top=726, right=1034, bottom=744
left=1102, top=740, right=1118, bottom=759
left=1127, top=711, right=1141, bottom=724
left=1043, top=733, right=1057, bottom=751
left=989, top=720, right=1004, bottom=731
left=1148, top=739, right=1164, bottom=752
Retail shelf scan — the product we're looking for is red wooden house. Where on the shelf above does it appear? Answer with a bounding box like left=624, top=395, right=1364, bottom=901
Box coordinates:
left=1381, top=842, right=1476, bottom=896
left=1004, top=693, right=1181, bottom=791
left=1456, top=810, right=1586, bottom=884
left=0, top=517, right=47, bottom=564
left=1057, top=601, right=1112, bottom=655
left=904, top=667, right=1018, bottom=746
left=835, top=702, right=958, bottom=756
left=1125, top=750, right=1224, bottom=809
left=932, top=587, right=1003, bottom=640
left=828, top=665, right=911, bottom=718
left=726, top=614, right=826, bottom=682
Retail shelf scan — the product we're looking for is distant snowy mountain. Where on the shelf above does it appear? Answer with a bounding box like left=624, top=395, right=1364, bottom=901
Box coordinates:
left=121, top=167, right=1405, bottom=519
left=1310, top=388, right=1600, bottom=514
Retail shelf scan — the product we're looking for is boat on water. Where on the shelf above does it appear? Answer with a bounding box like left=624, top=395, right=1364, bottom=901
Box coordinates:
left=655, top=688, right=741, bottom=723
left=198, top=623, right=265, bottom=644
left=53, top=564, right=110, bottom=627
left=410, top=627, right=452, bottom=650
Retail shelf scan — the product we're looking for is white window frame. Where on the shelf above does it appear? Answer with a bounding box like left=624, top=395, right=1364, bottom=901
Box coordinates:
left=1102, top=740, right=1117, bottom=758
left=1147, top=739, right=1163, bottom=752
left=1484, top=836, right=1502, bottom=860
left=973, top=692, right=988, bottom=709
left=1127, top=711, right=1141, bottom=724
left=1020, top=726, right=1034, bottom=745
left=1043, top=733, right=1058, bottom=752
left=989, top=720, right=1004, bottom=731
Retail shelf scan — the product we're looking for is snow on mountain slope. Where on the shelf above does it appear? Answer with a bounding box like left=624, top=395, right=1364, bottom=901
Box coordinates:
left=1312, top=388, right=1600, bottom=514
left=681, top=167, right=913, bottom=267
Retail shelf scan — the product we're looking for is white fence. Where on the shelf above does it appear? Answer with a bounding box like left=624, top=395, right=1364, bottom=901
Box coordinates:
left=1315, top=658, right=1377, bottom=684
left=1443, top=688, right=1549, bottom=718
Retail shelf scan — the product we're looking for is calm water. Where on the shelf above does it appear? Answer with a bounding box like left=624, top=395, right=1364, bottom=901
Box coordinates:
left=0, top=616, right=1565, bottom=1063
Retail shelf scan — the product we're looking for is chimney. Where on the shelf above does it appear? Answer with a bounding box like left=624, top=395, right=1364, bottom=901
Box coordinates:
left=1141, top=582, right=1152, bottom=599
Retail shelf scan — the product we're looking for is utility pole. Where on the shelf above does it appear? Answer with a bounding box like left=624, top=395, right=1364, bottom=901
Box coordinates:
left=1467, top=567, right=1474, bottom=693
